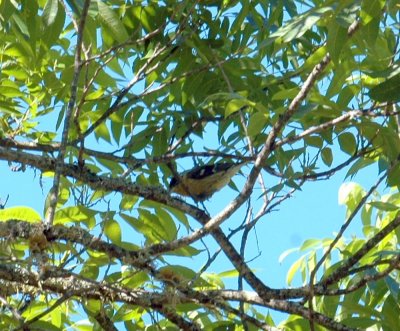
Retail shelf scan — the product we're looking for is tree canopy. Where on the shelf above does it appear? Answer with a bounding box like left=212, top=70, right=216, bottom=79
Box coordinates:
left=1, top=0, right=400, bottom=330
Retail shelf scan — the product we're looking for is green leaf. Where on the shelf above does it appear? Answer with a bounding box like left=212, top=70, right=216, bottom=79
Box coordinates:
left=0, top=206, right=41, bottom=223
left=225, top=98, right=254, bottom=117
left=361, top=17, right=380, bottom=49
left=345, top=157, right=375, bottom=179
left=381, top=294, right=400, bottom=330
left=0, top=0, right=17, bottom=23
left=97, top=0, right=129, bottom=44
left=299, top=239, right=321, bottom=251
left=271, top=87, right=300, bottom=101
left=265, top=6, right=333, bottom=44
left=218, top=269, right=239, bottom=278
left=338, top=132, right=357, bottom=155
left=340, top=317, right=379, bottom=329
left=104, top=219, right=122, bottom=244
left=385, top=275, right=400, bottom=300
left=361, top=204, right=372, bottom=227
left=43, top=0, right=58, bottom=26
left=305, top=136, right=323, bottom=148
left=360, top=0, right=385, bottom=24
left=151, top=207, right=177, bottom=242
left=169, top=245, right=202, bottom=257
left=368, top=201, right=399, bottom=211
left=247, top=111, right=269, bottom=136
left=0, top=86, right=25, bottom=98
left=158, top=265, right=197, bottom=282
left=54, top=206, right=97, bottom=227
left=152, top=126, right=168, bottom=156
left=321, top=147, right=333, bottom=166
left=327, top=20, right=348, bottom=64
left=119, top=195, right=139, bottom=211
left=121, top=211, right=164, bottom=243
left=369, top=73, right=400, bottom=102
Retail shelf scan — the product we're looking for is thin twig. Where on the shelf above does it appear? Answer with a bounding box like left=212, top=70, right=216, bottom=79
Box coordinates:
left=45, top=0, right=91, bottom=226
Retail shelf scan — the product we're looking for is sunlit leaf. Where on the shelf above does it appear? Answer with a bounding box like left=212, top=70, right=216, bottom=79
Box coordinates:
left=225, top=98, right=254, bottom=117
left=104, top=219, right=122, bottom=244
left=97, top=0, right=129, bottom=43
left=0, top=206, right=41, bottom=223
left=43, top=0, right=58, bottom=26
left=338, top=182, right=365, bottom=206
left=286, top=256, right=305, bottom=286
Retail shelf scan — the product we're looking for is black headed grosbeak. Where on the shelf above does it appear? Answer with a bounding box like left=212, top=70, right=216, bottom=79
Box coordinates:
left=169, top=161, right=247, bottom=201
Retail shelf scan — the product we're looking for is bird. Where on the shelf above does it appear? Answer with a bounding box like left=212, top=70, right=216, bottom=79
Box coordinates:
left=169, top=161, right=247, bottom=201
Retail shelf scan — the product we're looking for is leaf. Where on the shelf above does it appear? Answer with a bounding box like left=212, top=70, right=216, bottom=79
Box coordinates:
left=369, top=73, right=400, bottom=102
left=152, top=207, right=177, bottom=242
left=104, top=219, right=121, bottom=244
left=368, top=201, right=399, bottom=211
left=0, top=206, right=41, bottom=223
left=381, top=294, right=400, bottom=330
left=97, top=0, right=129, bottom=44
left=340, top=317, right=380, bottom=329
left=361, top=204, right=372, bottom=227
left=121, top=210, right=165, bottom=243
left=0, top=86, right=25, bottom=98
left=278, top=247, right=298, bottom=264
left=299, top=239, right=321, bottom=251
left=338, top=182, right=365, bottom=208
left=54, top=206, right=97, bottom=227
left=247, top=111, right=269, bottom=136
left=305, top=136, right=323, bottom=148
left=224, top=98, right=254, bottom=117
left=345, top=157, right=375, bottom=179
left=158, top=265, right=197, bottom=282
left=361, top=17, right=380, bottom=49
left=271, top=87, right=300, bottom=101
left=321, top=147, right=333, bottom=166
left=152, top=126, right=168, bottom=157
left=218, top=269, right=239, bottom=278
left=286, top=256, right=304, bottom=286
left=169, top=245, right=202, bottom=257
left=43, top=0, right=58, bottom=26
left=338, top=132, right=357, bottom=155
left=385, top=275, right=400, bottom=300
left=327, top=20, right=348, bottom=64
left=263, top=6, right=333, bottom=45
left=360, top=0, right=385, bottom=24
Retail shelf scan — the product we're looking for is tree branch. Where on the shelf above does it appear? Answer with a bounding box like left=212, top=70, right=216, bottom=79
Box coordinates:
left=45, top=0, right=91, bottom=226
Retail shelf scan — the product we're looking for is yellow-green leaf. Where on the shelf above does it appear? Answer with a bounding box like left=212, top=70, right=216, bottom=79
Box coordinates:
left=338, top=182, right=365, bottom=206
left=104, top=219, right=121, bottom=244
left=0, top=206, right=41, bottom=223
left=286, top=256, right=305, bottom=286
left=225, top=98, right=254, bottom=117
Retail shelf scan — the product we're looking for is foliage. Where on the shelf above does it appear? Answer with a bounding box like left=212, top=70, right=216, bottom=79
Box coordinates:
left=0, top=0, right=399, bottom=330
